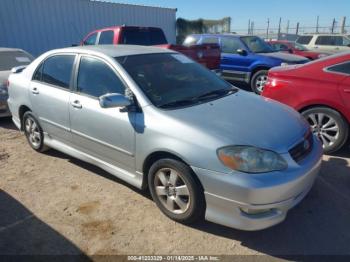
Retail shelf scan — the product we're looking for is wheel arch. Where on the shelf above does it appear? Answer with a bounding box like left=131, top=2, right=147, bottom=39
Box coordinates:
left=298, top=104, right=350, bottom=124
left=141, top=151, right=204, bottom=191
left=250, top=66, right=271, bottom=82
left=18, top=105, right=32, bottom=130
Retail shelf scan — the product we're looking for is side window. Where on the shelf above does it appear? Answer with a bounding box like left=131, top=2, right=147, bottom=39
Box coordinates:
left=41, top=55, right=75, bottom=89
left=327, top=62, right=350, bottom=75
left=83, top=33, right=98, bottom=45
left=221, top=37, right=244, bottom=54
left=202, top=37, right=219, bottom=44
left=33, top=63, right=43, bottom=81
left=315, top=36, right=332, bottom=45
left=279, top=44, right=289, bottom=51
left=296, top=36, right=312, bottom=45
left=98, top=30, right=114, bottom=45
left=342, top=37, right=350, bottom=46
left=77, top=56, right=126, bottom=97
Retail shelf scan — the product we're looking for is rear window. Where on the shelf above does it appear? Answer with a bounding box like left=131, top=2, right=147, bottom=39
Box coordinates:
left=296, top=36, right=312, bottom=45
left=327, top=61, right=350, bottom=75
left=0, top=51, right=33, bottom=71
left=183, top=35, right=200, bottom=46
left=120, top=28, right=168, bottom=46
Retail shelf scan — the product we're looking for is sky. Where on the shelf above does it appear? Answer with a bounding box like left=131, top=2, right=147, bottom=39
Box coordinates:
left=113, top=0, right=350, bottom=32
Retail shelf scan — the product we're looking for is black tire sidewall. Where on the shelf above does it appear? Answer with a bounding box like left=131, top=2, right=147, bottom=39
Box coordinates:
left=23, top=112, right=45, bottom=152
left=148, top=159, right=205, bottom=224
left=251, top=70, right=268, bottom=94
left=302, top=107, right=349, bottom=153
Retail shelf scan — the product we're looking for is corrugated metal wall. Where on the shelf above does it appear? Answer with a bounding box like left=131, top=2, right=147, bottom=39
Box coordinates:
left=0, top=0, right=177, bottom=56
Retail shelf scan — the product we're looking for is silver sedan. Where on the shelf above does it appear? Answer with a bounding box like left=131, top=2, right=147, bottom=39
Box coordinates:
left=7, top=45, right=323, bottom=230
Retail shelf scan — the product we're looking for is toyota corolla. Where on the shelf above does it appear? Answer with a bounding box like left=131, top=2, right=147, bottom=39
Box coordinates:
left=7, top=45, right=322, bottom=230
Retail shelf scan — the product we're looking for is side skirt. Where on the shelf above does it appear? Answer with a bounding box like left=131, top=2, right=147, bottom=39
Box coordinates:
left=43, top=133, right=143, bottom=189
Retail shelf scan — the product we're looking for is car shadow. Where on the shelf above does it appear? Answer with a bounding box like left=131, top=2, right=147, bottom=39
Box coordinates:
left=0, top=117, right=17, bottom=130
left=0, top=190, right=90, bottom=259
left=190, top=156, right=350, bottom=258
left=44, top=149, right=153, bottom=201
left=45, top=148, right=350, bottom=257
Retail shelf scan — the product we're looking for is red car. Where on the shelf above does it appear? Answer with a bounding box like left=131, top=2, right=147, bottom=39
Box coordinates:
left=262, top=53, right=350, bottom=153
left=81, top=26, right=221, bottom=70
left=268, top=40, right=329, bottom=60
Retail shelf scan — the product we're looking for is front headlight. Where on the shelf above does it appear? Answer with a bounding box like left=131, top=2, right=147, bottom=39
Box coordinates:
left=217, top=146, right=288, bottom=173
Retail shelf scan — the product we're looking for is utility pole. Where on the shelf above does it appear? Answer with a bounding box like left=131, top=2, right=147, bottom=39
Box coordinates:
left=251, top=21, right=254, bottom=35
left=248, top=19, right=251, bottom=34
left=331, top=18, right=336, bottom=33
left=266, top=18, right=270, bottom=39
left=286, top=20, right=290, bottom=34
left=277, top=17, right=282, bottom=39
left=296, top=22, right=300, bottom=35
left=316, top=16, right=319, bottom=33
left=340, top=16, right=346, bottom=34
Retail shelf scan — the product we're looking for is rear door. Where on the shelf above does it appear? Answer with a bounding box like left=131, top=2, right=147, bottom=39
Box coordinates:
left=29, top=54, right=76, bottom=143
left=220, top=36, right=254, bottom=82
left=69, top=55, right=136, bottom=172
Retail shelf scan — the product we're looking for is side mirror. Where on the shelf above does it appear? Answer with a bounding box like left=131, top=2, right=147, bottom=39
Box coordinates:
left=288, top=48, right=293, bottom=53
left=99, top=93, right=131, bottom=108
left=237, top=49, right=248, bottom=56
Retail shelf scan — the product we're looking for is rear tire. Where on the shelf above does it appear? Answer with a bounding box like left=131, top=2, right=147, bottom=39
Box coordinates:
left=301, top=107, right=348, bottom=153
left=251, top=70, right=268, bottom=95
left=23, top=112, right=49, bottom=152
left=148, top=159, right=205, bottom=224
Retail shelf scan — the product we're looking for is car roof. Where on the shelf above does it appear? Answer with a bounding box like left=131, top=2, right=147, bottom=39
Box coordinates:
left=52, top=45, right=175, bottom=57
left=188, top=33, right=250, bottom=38
left=299, top=34, right=349, bottom=37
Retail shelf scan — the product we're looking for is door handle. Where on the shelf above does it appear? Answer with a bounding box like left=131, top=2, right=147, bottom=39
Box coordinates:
left=71, top=100, right=82, bottom=109
left=31, top=87, right=39, bottom=94
left=344, top=89, right=350, bottom=93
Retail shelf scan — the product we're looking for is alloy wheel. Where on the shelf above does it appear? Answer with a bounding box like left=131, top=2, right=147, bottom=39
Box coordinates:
left=306, top=113, right=340, bottom=148
left=25, top=117, right=42, bottom=148
left=255, top=75, right=268, bottom=93
left=154, top=168, right=190, bottom=214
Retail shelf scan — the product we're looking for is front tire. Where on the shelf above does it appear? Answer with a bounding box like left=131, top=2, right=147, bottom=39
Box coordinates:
left=148, top=159, right=205, bottom=224
left=302, top=107, right=349, bottom=153
left=251, top=70, right=268, bottom=94
left=23, top=112, right=49, bottom=152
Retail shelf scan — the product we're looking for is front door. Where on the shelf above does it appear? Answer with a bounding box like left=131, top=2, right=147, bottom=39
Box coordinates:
left=69, top=55, right=136, bottom=172
left=29, top=54, right=76, bottom=143
left=220, top=36, right=254, bottom=82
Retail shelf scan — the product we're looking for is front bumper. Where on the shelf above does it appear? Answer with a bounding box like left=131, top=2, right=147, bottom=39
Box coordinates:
left=0, top=95, right=11, bottom=118
left=192, top=136, right=323, bottom=231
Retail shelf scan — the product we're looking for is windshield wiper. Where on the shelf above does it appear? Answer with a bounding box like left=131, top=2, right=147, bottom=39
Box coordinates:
left=192, top=87, right=238, bottom=101
left=158, top=99, right=200, bottom=109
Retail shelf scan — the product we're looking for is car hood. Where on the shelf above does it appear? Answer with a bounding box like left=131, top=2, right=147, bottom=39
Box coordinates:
left=259, top=52, right=308, bottom=63
left=160, top=91, right=309, bottom=153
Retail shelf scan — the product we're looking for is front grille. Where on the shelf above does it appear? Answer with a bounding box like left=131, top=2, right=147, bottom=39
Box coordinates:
left=289, top=132, right=313, bottom=163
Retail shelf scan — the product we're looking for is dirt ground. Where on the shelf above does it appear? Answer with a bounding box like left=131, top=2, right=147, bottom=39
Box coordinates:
left=1, top=117, right=350, bottom=259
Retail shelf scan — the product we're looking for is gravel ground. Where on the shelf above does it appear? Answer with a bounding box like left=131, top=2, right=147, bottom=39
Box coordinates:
left=1, top=117, right=350, bottom=259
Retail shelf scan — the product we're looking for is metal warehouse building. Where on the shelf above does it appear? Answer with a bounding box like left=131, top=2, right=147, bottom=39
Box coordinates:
left=0, top=0, right=177, bottom=56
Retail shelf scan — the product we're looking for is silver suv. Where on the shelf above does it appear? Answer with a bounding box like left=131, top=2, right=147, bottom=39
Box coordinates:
left=296, top=34, right=350, bottom=53
left=7, top=45, right=322, bottom=231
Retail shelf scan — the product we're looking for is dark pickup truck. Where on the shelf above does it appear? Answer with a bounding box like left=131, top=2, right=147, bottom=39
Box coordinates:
left=81, top=26, right=221, bottom=70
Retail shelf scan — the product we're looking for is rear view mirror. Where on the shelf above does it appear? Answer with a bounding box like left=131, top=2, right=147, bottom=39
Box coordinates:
left=99, top=93, right=131, bottom=108
left=237, top=49, right=248, bottom=56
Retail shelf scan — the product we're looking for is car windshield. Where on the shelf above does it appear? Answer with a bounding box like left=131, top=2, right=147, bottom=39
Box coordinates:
left=293, top=42, right=309, bottom=51
left=0, top=51, right=33, bottom=71
left=115, top=53, right=236, bottom=109
left=241, top=36, right=274, bottom=53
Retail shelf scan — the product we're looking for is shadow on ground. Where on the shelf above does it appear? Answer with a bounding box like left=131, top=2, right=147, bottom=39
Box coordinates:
left=0, top=117, right=17, bottom=130
left=191, top=153, right=350, bottom=257
left=0, top=190, right=90, bottom=260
